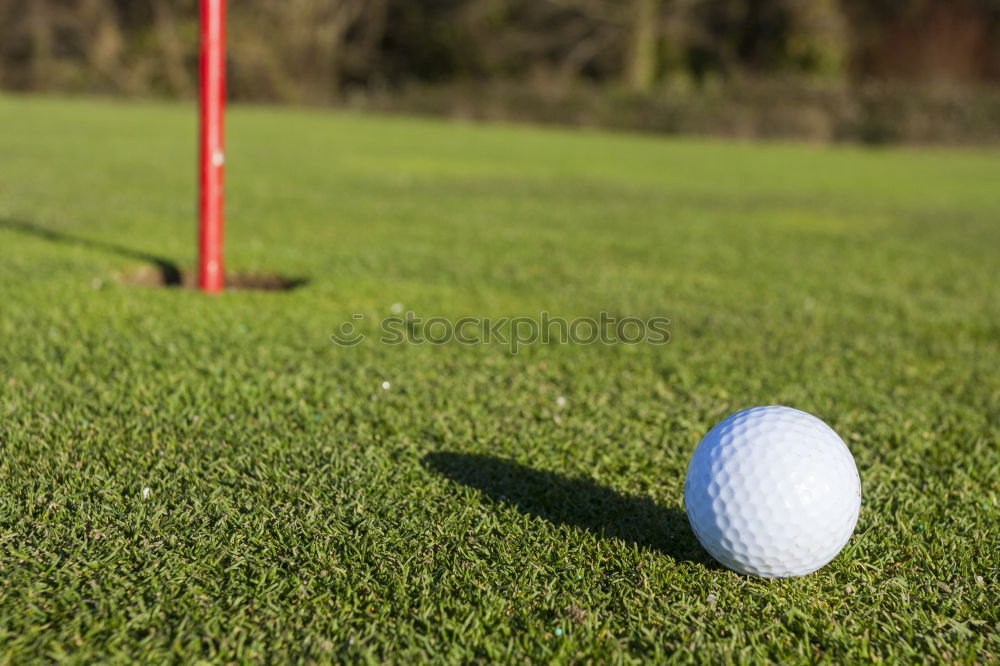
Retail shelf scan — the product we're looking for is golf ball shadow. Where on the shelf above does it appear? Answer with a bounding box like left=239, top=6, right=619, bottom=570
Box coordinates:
left=424, top=452, right=715, bottom=567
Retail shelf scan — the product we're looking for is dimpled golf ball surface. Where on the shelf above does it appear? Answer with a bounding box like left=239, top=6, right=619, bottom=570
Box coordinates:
left=684, top=406, right=861, bottom=578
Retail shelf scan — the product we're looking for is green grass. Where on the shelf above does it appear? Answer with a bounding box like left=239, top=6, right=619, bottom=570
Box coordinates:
left=0, top=94, right=998, bottom=664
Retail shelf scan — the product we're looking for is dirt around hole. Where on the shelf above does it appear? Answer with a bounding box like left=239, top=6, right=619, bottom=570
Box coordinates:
left=120, top=266, right=307, bottom=291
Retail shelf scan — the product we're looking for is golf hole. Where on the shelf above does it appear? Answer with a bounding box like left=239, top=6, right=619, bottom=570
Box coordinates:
left=119, top=266, right=307, bottom=291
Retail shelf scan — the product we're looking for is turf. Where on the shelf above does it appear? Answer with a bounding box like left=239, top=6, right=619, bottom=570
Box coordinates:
left=0, top=94, right=997, bottom=664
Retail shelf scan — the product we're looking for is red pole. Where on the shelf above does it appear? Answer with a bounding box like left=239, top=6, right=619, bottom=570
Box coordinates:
left=198, top=0, right=226, bottom=292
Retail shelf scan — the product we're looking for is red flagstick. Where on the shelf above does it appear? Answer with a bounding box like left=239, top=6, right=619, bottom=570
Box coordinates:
left=198, top=0, right=226, bottom=292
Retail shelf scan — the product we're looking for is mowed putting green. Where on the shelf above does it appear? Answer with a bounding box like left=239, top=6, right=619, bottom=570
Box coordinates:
left=0, top=95, right=997, bottom=663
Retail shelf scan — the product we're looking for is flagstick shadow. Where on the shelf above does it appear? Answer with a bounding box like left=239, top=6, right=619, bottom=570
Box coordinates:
left=0, top=217, right=182, bottom=284
left=0, top=217, right=308, bottom=290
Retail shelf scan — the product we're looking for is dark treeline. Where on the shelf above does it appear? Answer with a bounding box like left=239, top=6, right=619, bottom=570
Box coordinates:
left=2, top=0, right=999, bottom=142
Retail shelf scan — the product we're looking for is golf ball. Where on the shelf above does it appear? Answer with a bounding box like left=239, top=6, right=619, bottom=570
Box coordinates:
left=684, top=406, right=861, bottom=578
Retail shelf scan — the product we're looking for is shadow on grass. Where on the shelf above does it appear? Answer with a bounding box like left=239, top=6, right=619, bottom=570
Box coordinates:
left=424, top=452, right=711, bottom=565
left=0, top=217, right=183, bottom=285
left=0, top=217, right=308, bottom=290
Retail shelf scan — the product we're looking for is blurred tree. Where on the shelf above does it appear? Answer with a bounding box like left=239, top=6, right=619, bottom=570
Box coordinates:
left=0, top=0, right=997, bottom=100
left=79, top=0, right=128, bottom=91
left=845, top=0, right=1000, bottom=84
left=227, top=0, right=389, bottom=102
left=787, top=0, right=850, bottom=77
left=446, top=0, right=624, bottom=85
left=626, top=0, right=660, bottom=92
left=685, top=0, right=850, bottom=78
left=151, top=0, right=194, bottom=97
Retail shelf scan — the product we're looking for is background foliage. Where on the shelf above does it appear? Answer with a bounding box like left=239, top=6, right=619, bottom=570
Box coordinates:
left=1, top=0, right=999, bottom=142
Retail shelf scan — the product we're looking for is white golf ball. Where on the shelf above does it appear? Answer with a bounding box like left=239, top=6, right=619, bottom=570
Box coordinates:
left=684, top=406, right=861, bottom=578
